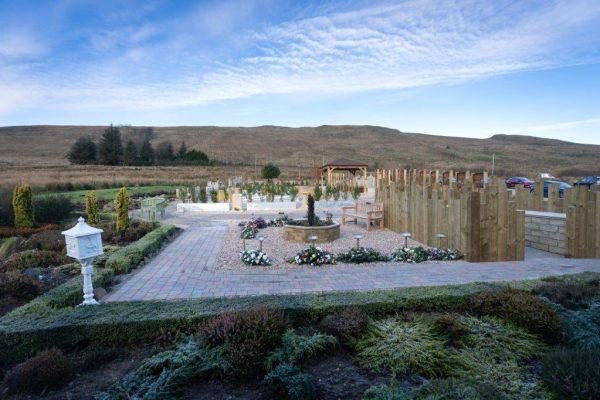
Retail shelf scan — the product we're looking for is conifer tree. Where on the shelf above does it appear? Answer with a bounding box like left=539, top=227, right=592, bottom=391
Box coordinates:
left=85, top=191, right=100, bottom=225
left=12, top=185, right=35, bottom=228
left=177, top=141, right=187, bottom=160
left=115, top=187, right=129, bottom=232
left=98, top=125, right=123, bottom=165
left=67, top=136, right=97, bottom=164
left=138, top=136, right=154, bottom=166
left=123, top=140, right=138, bottom=166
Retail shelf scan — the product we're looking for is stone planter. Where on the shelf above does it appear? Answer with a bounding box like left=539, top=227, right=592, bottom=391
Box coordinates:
left=283, top=222, right=340, bottom=243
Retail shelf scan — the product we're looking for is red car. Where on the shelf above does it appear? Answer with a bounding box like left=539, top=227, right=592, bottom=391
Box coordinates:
left=505, top=177, right=534, bottom=189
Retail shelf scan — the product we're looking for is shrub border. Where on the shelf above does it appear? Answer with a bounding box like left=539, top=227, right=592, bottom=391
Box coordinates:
left=1, top=271, right=598, bottom=374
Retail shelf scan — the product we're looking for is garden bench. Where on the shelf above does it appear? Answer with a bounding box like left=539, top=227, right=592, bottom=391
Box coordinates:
left=141, top=197, right=167, bottom=221
left=341, top=202, right=384, bottom=231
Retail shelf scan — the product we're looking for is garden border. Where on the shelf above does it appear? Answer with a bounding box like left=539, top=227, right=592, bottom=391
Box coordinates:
left=1, top=271, right=598, bottom=374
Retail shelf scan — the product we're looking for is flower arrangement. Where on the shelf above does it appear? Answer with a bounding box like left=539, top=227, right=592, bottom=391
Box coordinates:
left=288, top=246, right=336, bottom=266
left=336, top=247, right=388, bottom=264
left=240, top=249, right=272, bottom=266
left=268, top=215, right=291, bottom=227
left=391, top=246, right=463, bottom=263
left=240, top=221, right=257, bottom=239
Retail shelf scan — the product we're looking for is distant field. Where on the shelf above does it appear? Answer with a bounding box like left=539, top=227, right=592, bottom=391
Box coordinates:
left=1, top=125, right=599, bottom=185
left=35, top=185, right=177, bottom=203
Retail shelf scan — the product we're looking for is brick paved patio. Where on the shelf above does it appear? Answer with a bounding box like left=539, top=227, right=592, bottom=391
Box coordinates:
left=104, top=223, right=600, bottom=302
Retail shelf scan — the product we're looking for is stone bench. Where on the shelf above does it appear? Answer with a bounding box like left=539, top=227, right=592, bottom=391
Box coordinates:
left=341, top=202, right=384, bottom=231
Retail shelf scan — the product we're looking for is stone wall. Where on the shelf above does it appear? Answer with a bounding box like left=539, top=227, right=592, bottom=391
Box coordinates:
left=284, top=223, right=340, bottom=243
left=525, top=211, right=566, bottom=255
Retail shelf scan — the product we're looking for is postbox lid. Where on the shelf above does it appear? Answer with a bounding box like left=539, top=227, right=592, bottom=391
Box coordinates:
left=62, top=217, right=103, bottom=237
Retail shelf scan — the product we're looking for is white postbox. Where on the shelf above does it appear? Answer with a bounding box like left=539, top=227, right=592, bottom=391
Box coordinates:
left=62, top=217, right=104, bottom=305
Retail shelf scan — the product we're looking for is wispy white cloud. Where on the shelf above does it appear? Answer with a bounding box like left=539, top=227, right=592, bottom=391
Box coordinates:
left=1, top=0, right=600, bottom=115
left=509, top=117, right=600, bottom=134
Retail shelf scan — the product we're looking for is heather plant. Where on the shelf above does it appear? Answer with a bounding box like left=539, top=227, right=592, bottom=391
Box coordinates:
left=200, top=306, right=289, bottom=376
left=2, top=348, right=72, bottom=394
left=318, top=308, right=369, bottom=342
left=12, top=185, right=35, bottom=228
left=541, top=347, right=600, bottom=400
left=115, top=187, right=130, bottom=232
left=85, top=190, right=100, bottom=225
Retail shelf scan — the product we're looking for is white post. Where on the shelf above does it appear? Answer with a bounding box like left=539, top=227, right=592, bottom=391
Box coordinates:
left=80, top=258, right=99, bottom=305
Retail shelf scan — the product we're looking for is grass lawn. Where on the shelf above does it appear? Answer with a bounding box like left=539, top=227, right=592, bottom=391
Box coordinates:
left=35, top=185, right=177, bottom=203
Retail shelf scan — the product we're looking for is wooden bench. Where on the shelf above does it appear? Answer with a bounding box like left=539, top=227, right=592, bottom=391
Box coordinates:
left=341, top=202, right=384, bottom=231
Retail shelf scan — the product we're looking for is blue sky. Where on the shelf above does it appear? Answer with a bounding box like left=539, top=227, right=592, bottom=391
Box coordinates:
left=1, top=0, right=600, bottom=144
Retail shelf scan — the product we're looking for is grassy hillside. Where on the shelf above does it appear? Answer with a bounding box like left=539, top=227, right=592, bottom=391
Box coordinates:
left=1, top=125, right=598, bottom=178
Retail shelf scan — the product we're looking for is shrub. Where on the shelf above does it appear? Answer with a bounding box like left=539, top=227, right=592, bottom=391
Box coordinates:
left=101, top=220, right=157, bottom=245
left=265, top=329, right=337, bottom=370
left=541, top=347, right=600, bottom=400
left=200, top=306, right=289, bottom=376
left=553, top=302, right=600, bottom=349
left=22, top=229, right=65, bottom=252
left=0, top=237, right=19, bottom=260
left=0, top=272, right=45, bottom=301
left=95, top=337, right=229, bottom=400
left=432, top=313, right=469, bottom=347
left=85, top=191, right=100, bottom=225
left=352, top=186, right=361, bottom=200
left=1, top=249, right=71, bottom=272
left=533, top=281, right=599, bottom=310
left=0, top=188, right=13, bottom=227
left=364, top=377, right=506, bottom=400
left=0, top=224, right=61, bottom=239
left=115, top=187, right=129, bottom=232
left=287, top=246, right=335, bottom=266
left=263, top=363, right=319, bottom=400
left=313, top=185, right=323, bottom=201
left=240, top=249, right=272, bottom=266
left=470, top=288, right=562, bottom=343
left=33, top=194, right=73, bottom=225
left=289, top=186, right=299, bottom=201
left=355, top=317, right=458, bottom=377
left=2, top=348, right=71, bottom=394
left=318, top=307, right=369, bottom=341
left=105, top=224, right=176, bottom=274
left=336, top=247, right=387, bottom=264
left=12, top=185, right=35, bottom=228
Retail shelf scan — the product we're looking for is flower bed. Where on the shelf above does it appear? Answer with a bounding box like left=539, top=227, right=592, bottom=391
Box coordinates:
left=288, top=246, right=336, bottom=266
left=240, top=250, right=272, bottom=266
left=391, top=246, right=463, bottom=263
left=336, top=247, right=388, bottom=264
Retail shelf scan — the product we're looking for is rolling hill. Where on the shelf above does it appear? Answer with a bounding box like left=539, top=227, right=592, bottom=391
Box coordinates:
left=0, top=125, right=598, bottom=177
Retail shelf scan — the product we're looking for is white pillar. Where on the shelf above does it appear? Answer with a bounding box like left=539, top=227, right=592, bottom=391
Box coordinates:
left=80, top=258, right=99, bottom=305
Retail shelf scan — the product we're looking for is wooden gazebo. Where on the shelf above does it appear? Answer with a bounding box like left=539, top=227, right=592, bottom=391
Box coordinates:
left=321, top=159, right=368, bottom=186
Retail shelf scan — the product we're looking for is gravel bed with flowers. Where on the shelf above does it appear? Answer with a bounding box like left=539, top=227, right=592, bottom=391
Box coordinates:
left=215, top=219, right=427, bottom=270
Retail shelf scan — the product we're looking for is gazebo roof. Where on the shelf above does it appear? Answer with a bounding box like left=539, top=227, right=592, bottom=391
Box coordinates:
left=322, top=158, right=368, bottom=168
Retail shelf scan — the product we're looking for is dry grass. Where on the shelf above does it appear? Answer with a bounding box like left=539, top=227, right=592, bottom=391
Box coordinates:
left=1, top=125, right=599, bottom=181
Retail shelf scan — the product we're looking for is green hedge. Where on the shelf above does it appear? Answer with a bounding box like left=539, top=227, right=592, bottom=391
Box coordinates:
left=105, top=224, right=176, bottom=274
left=1, top=272, right=598, bottom=375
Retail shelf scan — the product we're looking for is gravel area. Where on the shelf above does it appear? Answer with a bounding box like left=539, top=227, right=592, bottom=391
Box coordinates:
left=215, top=218, right=424, bottom=270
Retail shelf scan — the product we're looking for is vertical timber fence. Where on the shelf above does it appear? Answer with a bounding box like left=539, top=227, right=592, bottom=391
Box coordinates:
left=376, top=170, right=600, bottom=260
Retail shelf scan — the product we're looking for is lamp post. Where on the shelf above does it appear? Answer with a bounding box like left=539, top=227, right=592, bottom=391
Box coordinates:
left=399, top=232, right=412, bottom=248
left=435, top=233, right=446, bottom=248
left=61, top=217, right=103, bottom=306
left=354, top=234, right=363, bottom=249
left=257, top=235, right=265, bottom=252
left=308, top=235, right=318, bottom=248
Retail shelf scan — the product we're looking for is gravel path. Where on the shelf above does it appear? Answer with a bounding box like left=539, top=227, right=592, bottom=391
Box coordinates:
left=215, top=219, right=423, bottom=270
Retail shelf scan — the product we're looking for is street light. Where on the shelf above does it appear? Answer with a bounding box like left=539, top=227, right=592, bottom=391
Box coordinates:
left=308, top=235, right=318, bottom=247
left=354, top=234, right=363, bottom=249
left=435, top=233, right=446, bottom=248
left=257, top=235, right=265, bottom=252
left=61, top=217, right=103, bottom=306
left=399, top=232, right=412, bottom=248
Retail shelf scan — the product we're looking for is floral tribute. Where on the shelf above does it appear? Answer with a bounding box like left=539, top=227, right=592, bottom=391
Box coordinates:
left=391, top=246, right=463, bottom=263
left=336, top=247, right=388, bottom=264
left=288, top=246, right=336, bottom=266
left=240, top=249, right=272, bottom=266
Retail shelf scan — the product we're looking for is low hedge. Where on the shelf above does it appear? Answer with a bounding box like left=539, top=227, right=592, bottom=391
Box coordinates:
left=1, top=272, right=598, bottom=376
left=105, top=224, right=176, bottom=274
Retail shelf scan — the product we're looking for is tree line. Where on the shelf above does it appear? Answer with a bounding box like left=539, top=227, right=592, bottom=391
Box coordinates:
left=68, top=125, right=213, bottom=166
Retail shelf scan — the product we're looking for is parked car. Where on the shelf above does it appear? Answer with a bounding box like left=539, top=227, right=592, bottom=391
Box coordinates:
left=505, top=177, right=534, bottom=189
left=530, top=180, right=572, bottom=197
left=573, top=176, right=600, bottom=188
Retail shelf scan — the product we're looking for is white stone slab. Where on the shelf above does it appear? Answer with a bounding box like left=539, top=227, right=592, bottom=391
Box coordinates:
left=177, top=203, right=231, bottom=212
left=246, top=201, right=299, bottom=211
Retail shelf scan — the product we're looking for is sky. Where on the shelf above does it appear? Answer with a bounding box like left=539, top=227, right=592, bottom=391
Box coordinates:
left=1, top=0, right=600, bottom=144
